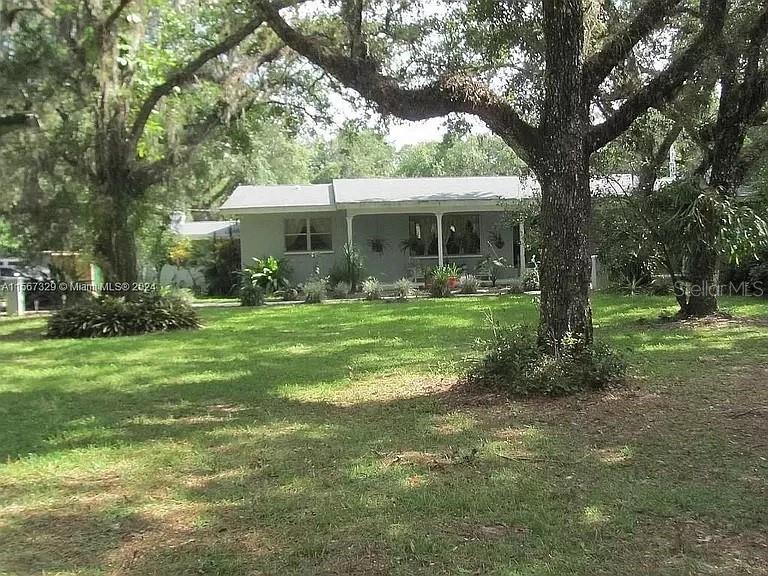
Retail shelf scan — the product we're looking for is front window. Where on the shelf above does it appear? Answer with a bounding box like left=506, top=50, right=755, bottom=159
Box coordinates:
left=444, top=214, right=481, bottom=255
left=284, top=217, right=332, bottom=253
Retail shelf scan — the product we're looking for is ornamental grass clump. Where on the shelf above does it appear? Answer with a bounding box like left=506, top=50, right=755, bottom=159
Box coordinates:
left=47, top=291, right=201, bottom=338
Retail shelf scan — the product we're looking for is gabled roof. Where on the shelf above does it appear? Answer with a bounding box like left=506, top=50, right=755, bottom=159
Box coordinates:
left=219, top=184, right=334, bottom=213
left=219, top=177, right=524, bottom=214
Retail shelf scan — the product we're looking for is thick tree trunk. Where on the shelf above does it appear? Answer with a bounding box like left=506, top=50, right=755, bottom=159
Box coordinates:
left=92, top=180, right=139, bottom=285
left=536, top=0, right=593, bottom=351
left=536, top=161, right=593, bottom=349
left=681, top=244, right=719, bottom=316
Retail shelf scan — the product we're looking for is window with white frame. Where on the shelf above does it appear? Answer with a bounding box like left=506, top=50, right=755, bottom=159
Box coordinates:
left=284, top=217, right=332, bottom=253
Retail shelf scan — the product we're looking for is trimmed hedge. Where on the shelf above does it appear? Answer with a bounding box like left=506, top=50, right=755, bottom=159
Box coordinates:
left=47, top=292, right=201, bottom=338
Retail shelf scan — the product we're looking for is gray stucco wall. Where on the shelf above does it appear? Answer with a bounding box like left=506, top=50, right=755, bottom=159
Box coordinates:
left=239, top=209, right=520, bottom=285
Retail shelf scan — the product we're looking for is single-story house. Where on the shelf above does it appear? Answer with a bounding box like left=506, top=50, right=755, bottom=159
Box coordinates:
left=219, top=175, right=637, bottom=284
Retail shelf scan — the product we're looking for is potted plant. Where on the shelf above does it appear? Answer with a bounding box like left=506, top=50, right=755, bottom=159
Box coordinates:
left=445, top=263, right=462, bottom=289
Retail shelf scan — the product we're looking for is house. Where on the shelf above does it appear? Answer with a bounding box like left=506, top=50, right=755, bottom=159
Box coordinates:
left=219, top=175, right=636, bottom=284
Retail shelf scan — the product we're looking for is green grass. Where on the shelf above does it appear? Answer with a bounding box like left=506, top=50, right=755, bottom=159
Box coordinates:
left=1, top=294, right=767, bottom=575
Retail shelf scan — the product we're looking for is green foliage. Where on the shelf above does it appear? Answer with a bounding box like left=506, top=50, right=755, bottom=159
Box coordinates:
left=430, top=266, right=455, bottom=298
left=522, top=265, right=540, bottom=291
left=303, top=278, right=328, bottom=303
left=459, top=274, right=479, bottom=294
left=466, top=320, right=626, bottom=396
left=311, top=123, right=396, bottom=182
left=362, top=277, right=383, bottom=300
left=46, top=292, right=201, bottom=338
left=239, top=277, right=265, bottom=307
left=329, top=243, right=365, bottom=292
left=202, top=236, right=241, bottom=297
left=394, top=277, right=414, bottom=299
left=244, top=256, right=290, bottom=295
left=594, top=197, right=656, bottom=289
left=477, top=255, right=509, bottom=287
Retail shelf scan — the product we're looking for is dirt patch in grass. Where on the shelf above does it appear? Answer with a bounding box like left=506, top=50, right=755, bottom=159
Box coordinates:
left=639, top=311, right=768, bottom=330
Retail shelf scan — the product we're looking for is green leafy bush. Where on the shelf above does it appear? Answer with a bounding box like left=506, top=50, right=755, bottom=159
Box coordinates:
left=521, top=267, right=540, bottom=291
left=244, top=256, right=290, bottom=295
left=47, top=292, right=201, bottom=338
left=202, top=236, right=241, bottom=296
left=394, top=277, right=414, bottom=299
left=239, top=276, right=265, bottom=306
left=362, top=277, right=383, bottom=300
left=329, top=243, right=365, bottom=292
left=430, top=266, right=454, bottom=298
left=458, top=274, right=479, bottom=294
left=303, top=278, right=328, bottom=303
left=465, top=321, right=625, bottom=396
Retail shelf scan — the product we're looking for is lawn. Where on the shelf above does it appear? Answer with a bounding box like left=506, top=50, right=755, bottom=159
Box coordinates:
left=1, top=294, right=767, bottom=575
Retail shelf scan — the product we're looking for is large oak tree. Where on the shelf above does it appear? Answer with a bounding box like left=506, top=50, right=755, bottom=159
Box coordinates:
left=253, top=0, right=729, bottom=349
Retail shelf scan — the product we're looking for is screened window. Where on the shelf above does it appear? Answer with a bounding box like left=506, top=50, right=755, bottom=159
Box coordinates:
left=284, top=217, right=333, bottom=253
left=407, top=215, right=438, bottom=256
left=444, top=214, right=481, bottom=255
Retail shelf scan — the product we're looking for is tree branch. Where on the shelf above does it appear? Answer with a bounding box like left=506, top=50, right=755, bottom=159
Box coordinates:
left=102, top=0, right=133, bottom=32
left=254, top=0, right=539, bottom=163
left=582, top=0, right=683, bottom=96
left=129, top=1, right=296, bottom=150
left=587, top=0, right=728, bottom=153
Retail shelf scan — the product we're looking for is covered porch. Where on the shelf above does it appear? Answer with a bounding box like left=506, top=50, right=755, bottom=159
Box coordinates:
left=344, top=206, right=527, bottom=284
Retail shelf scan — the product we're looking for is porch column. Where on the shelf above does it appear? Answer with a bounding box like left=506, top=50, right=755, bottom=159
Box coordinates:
left=436, top=212, right=444, bottom=267
left=518, top=220, right=526, bottom=275
left=346, top=213, right=354, bottom=246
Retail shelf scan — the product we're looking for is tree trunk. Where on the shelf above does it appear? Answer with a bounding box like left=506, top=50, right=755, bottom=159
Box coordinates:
left=536, top=0, right=593, bottom=351
left=681, top=243, right=719, bottom=316
left=92, top=180, right=139, bottom=285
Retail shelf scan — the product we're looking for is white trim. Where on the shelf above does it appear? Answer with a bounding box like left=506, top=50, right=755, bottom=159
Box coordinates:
left=436, top=212, right=444, bottom=267
left=221, top=205, right=336, bottom=215
left=283, top=250, right=335, bottom=256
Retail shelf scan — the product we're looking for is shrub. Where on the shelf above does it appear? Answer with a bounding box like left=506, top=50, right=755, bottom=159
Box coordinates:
left=47, top=292, right=201, bottom=338
left=244, top=256, right=290, bottom=295
left=521, top=267, right=540, bottom=291
left=303, top=278, right=328, bottom=303
left=507, top=278, right=525, bottom=294
left=430, top=266, right=454, bottom=298
left=394, top=277, right=414, bottom=299
left=465, top=321, right=625, bottom=396
left=458, top=274, right=479, bottom=294
left=649, top=276, right=675, bottom=295
left=201, top=236, right=241, bottom=296
left=332, top=281, right=351, bottom=299
left=239, top=275, right=265, bottom=306
left=362, top=277, right=383, bottom=300
left=749, top=261, right=768, bottom=295
left=329, top=243, right=365, bottom=292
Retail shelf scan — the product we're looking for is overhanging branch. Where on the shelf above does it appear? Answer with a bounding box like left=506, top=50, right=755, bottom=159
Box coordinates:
left=129, top=1, right=297, bottom=151
left=582, top=0, right=683, bottom=96
left=254, top=0, right=539, bottom=163
left=587, top=0, right=728, bottom=153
